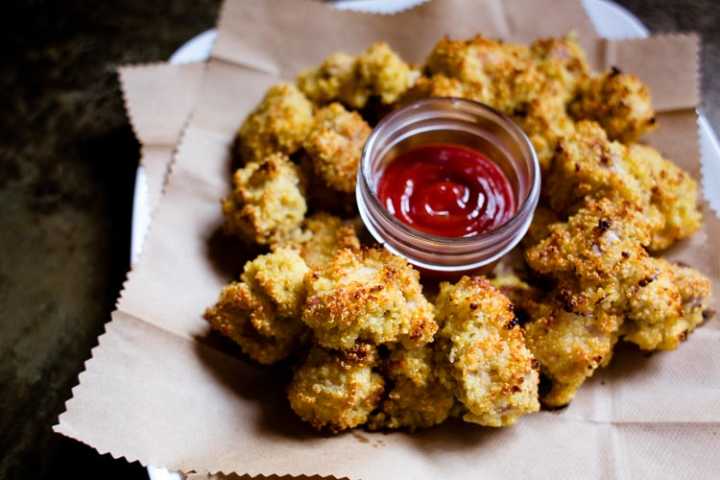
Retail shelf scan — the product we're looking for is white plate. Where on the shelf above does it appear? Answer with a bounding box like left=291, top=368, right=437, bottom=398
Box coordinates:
left=141, top=1, right=720, bottom=478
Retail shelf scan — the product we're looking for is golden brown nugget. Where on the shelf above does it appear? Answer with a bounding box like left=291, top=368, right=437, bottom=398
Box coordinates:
left=369, top=345, right=454, bottom=431
left=515, top=95, right=576, bottom=171
left=524, top=285, right=622, bottom=407
left=542, top=121, right=648, bottom=214
left=303, top=103, right=371, bottom=193
left=288, top=344, right=384, bottom=432
left=222, top=153, right=307, bottom=245
left=298, top=43, right=418, bottom=109
left=297, top=52, right=356, bottom=105
left=570, top=68, right=656, bottom=143
left=302, top=247, right=436, bottom=350
left=622, top=258, right=712, bottom=351
left=343, top=42, right=420, bottom=108
left=525, top=197, right=652, bottom=286
left=273, top=212, right=361, bottom=270
left=203, top=248, right=309, bottom=364
left=529, top=35, right=590, bottom=98
left=236, top=83, right=314, bottom=163
left=625, top=143, right=702, bottom=250
left=434, top=276, right=540, bottom=427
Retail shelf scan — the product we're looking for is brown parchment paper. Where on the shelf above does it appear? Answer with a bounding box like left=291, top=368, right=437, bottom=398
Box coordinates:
left=55, top=1, right=720, bottom=478
left=119, top=62, right=206, bottom=216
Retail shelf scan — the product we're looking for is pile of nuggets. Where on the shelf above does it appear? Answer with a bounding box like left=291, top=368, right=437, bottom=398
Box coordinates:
left=204, top=34, right=713, bottom=432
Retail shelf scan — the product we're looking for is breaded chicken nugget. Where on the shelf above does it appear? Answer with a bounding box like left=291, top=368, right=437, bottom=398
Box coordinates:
left=203, top=248, right=309, bottom=364
left=343, top=42, right=420, bottom=108
left=516, top=95, right=576, bottom=171
left=543, top=121, right=648, bottom=214
left=236, top=83, right=314, bottom=163
left=524, top=285, right=622, bottom=407
left=434, top=276, right=540, bottom=427
left=288, top=344, right=384, bottom=432
left=399, top=74, right=481, bottom=105
left=525, top=197, right=652, bottom=285
left=426, top=35, right=530, bottom=87
left=222, top=153, right=307, bottom=245
left=273, top=212, right=361, bottom=270
left=570, top=68, right=656, bottom=143
left=625, top=143, right=702, bottom=250
left=302, top=247, right=436, bottom=350
left=297, top=52, right=356, bottom=105
left=303, top=103, right=371, bottom=193
left=529, top=35, right=590, bottom=99
left=369, top=345, right=455, bottom=430
left=622, top=258, right=712, bottom=351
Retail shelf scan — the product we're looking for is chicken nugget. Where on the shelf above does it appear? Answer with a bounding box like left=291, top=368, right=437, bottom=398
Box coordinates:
left=622, top=258, right=711, bottom=351
left=302, top=247, right=436, bottom=350
left=369, top=345, right=455, bottom=430
left=288, top=344, right=384, bottom=432
left=273, top=212, right=361, bottom=270
left=303, top=103, right=371, bottom=193
left=570, top=68, right=656, bottom=142
left=434, top=276, right=540, bottom=427
left=543, top=121, right=648, bottom=214
left=222, top=153, right=307, bottom=245
left=297, top=52, right=356, bottom=105
left=203, top=248, right=309, bottom=364
left=524, top=285, right=622, bottom=407
left=625, top=143, right=702, bottom=250
left=236, top=83, right=314, bottom=163
left=529, top=34, right=589, bottom=99
left=525, top=197, right=652, bottom=285
left=342, top=42, right=420, bottom=108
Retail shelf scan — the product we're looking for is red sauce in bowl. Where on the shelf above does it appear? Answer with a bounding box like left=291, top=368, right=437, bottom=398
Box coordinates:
left=377, top=144, right=515, bottom=238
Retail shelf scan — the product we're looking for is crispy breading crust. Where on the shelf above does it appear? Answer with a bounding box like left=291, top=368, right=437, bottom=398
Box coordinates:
left=570, top=68, right=656, bottom=143
left=297, top=43, right=419, bottom=109
left=434, top=276, right=540, bottom=427
left=203, top=248, right=309, bottom=364
left=302, top=247, right=437, bottom=350
left=272, top=212, right=361, bottom=270
left=303, top=103, right=371, bottom=193
left=524, top=286, right=621, bottom=407
left=236, top=83, right=314, bottom=163
left=369, top=345, right=455, bottom=431
left=625, top=143, right=702, bottom=250
left=222, top=153, right=307, bottom=245
left=288, top=345, right=384, bottom=432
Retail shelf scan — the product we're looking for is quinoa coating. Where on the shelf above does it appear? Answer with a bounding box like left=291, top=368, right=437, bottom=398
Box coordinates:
left=298, top=43, right=419, bottom=109
left=529, top=35, right=590, bottom=98
left=399, top=74, right=479, bottom=105
left=297, top=52, right=356, bottom=105
left=515, top=95, right=576, bottom=171
left=434, top=276, right=540, bottom=427
left=426, top=35, right=530, bottom=88
left=241, top=247, right=310, bottom=318
left=570, top=69, right=656, bottom=143
left=273, top=212, right=361, bottom=270
left=543, top=121, right=648, bottom=214
left=222, top=153, right=307, bottom=245
left=525, top=197, right=652, bottom=285
left=203, top=248, right=309, bottom=364
left=302, top=247, right=437, bottom=350
left=236, top=83, right=314, bottom=163
left=303, top=103, right=371, bottom=193
left=287, top=345, right=384, bottom=432
left=368, top=345, right=455, bottom=431
left=524, top=286, right=622, bottom=407
left=622, top=258, right=712, bottom=351
left=625, top=143, right=702, bottom=251
left=523, top=206, right=560, bottom=247
left=342, top=42, right=420, bottom=108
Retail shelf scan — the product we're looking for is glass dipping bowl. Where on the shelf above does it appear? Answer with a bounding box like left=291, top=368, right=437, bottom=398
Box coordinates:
left=356, top=97, right=540, bottom=274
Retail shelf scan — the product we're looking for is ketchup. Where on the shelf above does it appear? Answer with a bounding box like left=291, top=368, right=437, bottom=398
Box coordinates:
left=377, top=144, right=515, bottom=238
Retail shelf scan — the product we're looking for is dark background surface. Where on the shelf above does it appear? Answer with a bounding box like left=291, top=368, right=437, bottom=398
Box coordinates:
left=0, top=1, right=717, bottom=479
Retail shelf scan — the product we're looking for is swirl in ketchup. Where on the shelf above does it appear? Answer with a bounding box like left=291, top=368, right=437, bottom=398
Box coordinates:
left=377, top=144, right=515, bottom=238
